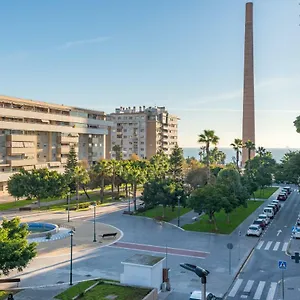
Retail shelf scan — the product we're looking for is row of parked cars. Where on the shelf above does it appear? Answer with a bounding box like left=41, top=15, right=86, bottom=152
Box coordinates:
left=247, top=186, right=292, bottom=237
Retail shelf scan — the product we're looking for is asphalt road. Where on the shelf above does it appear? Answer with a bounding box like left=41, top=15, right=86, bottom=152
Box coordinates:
left=226, top=185, right=300, bottom=300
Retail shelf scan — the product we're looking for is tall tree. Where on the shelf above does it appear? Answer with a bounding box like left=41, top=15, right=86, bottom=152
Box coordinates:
left=256, top=146, right=266, bottom=157
left=73, top=165, right=90, bottom=206
left=198, top=130, right=219, bottom=181
left=185, top=166, right=208, bottom=190
left=0, top=217, right=37, bottom=276
left=92, top=160, right=112, bottom=203
left=244, top=140, right=256, bottom=161
left=169, top=143, right=184, bottom=182
left=149, top=150, right=170, bottom=180
left=189, top=185, right=223, bottom=231
left=230, top=138, right=243, bottom=169
left=112, top=144, right=123, bottom=160
left=209, top=147, right=226, bottom=165
left=293, top=116, right=300, bottom=133
left=65, top=145, right=78, bottom=193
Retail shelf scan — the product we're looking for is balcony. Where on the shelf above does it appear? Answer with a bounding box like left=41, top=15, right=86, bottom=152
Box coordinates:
left=7, top=147, right=35, bottom=156
left=7, top=158, right=37, bottom=167
left=59, top=136, right=78, bottom=144
left=6, top=134, right=37, bottom=142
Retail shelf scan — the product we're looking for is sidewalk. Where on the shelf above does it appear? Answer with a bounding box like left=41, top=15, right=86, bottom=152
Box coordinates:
left=169, top=209, right=200, bottom=227
left=14, top=286, right=66, bottom=300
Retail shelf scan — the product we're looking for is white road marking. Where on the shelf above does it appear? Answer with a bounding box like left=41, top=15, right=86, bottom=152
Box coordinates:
left=264, top=241, right=272, bottom=250
left=273, top=242, right=280, bottom=251
left=253, top=281, right=266, bottom=300
left=282, top=242, right=288, bottom=252
left=266, top=282, right=277, bottom=300
left=240, top=295, right=247, bottom=299
left=228, top=278, right=243, bottom=297
left=256, top=241, right=264, bottom=250
left=243, top=280, right=254, bottom=292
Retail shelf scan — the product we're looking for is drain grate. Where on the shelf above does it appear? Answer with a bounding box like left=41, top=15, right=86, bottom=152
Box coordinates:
left=56, top=281, right=64, bottom=284
left=287, top=287, right=295, bottom=290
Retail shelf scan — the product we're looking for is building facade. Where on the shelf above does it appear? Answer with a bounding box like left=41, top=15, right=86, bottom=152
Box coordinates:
left=109, top=106, right=178, bottom=159
left=0, top=95, right=113, bottom=194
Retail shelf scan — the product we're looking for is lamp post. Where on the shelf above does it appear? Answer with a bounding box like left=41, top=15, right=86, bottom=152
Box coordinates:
left=93, top=202, right=97, bottom=242
left=69, top=229, right=75, bottom=285
left=128, top=186, right=131, bottom=213
left=177, top=195, right=181, bottom=227
left=67, top=192, right=71, bottom=223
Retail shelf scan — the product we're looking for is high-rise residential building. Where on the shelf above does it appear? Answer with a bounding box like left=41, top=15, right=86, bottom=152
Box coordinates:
left=108, top=106, right=178, bottom=159
left=242, top=1, right=255, bottom=165
left=0, top=95, right=113, bottom=194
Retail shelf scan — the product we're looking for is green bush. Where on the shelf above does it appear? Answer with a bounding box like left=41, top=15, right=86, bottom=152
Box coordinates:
left=78, top=202, right=90, bottom=209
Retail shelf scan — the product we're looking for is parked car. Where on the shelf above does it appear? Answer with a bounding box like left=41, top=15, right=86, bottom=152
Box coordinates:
left=267, top=204, right=278, bottom=214
left=277, top=193, right=287, bottom=201
left=281, top=190, right=288, bottom=198
left=292, top=226, right=300, bottom=239
left=247, top=224, right=262, bottom=237
left=272, top=200, right=281, bottom=209
left=258, top=213, right=270, bottom=225
left=253, top=219, right=267, bottom=230
left=283, top=186, right=292, bottom=194
left=263, top=207, right=274, bottom=219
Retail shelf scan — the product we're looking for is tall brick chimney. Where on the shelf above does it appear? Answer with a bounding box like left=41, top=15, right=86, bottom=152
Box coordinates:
left=242, top=2, right=255, bottom=166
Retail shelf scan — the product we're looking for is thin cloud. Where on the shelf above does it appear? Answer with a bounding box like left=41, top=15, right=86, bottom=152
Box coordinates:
left=58, top=36, right=111, bottom=49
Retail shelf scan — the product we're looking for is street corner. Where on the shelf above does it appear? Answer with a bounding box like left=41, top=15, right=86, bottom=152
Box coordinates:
left=35, top=221, right=123, bottom=258
left=285, top=237, right=300, bottom=257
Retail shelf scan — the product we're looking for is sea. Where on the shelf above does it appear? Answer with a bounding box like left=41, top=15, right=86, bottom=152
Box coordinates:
left=183, top=148, right=300, bottom=164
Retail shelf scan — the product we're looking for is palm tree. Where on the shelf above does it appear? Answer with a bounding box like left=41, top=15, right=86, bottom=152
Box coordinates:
left=74, top=165, right=90, bottom=207
left=198, top=130, right=220, bottom=167
left=230, top=138, right=243, bottom=169
left=198, top=146, right=206, bottom=162
left=244, top=140, right=256, bottom=161
left=93, top=160, right=112, bottom=203
left=112, top=144, right=123, bottom=160
left=257, top=146, right=266, bottom=157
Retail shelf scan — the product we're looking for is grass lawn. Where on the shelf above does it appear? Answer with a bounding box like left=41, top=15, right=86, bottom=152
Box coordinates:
left=183, top=200, right=263, bottom=234
left=253, top=186, right=278, bottom=199
left=55, top=281, right=151, bottom=300
left=137, top=205, right=191, bottom=222
left=55, top=280, right=97, bottom=300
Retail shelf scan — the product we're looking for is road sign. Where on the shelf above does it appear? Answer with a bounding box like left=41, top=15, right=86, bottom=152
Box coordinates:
left=227, top=243, right=233, bottom=250
left=278, top=260, right=287, bottom=270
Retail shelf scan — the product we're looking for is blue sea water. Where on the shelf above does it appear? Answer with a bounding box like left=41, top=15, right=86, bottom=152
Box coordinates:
left=183, top=148, right=300, bottom=164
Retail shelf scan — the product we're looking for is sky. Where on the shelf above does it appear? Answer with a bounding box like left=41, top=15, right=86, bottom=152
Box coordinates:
left=0, top=0, right=300, bottom=148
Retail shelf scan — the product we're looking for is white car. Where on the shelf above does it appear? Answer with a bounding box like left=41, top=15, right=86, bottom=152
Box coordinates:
left=189, top=291, right=215, bottom=300
left=247, top=224, right=262, bottom=237
left=263, top=207, right=274, bottom=219
left=293, top=226, right=300, bottom=239
left=258, top=214, right=270, bottom=225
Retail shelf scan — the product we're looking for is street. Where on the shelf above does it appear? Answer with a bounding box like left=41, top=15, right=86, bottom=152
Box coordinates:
left=226, top=185, right=300, bottom=300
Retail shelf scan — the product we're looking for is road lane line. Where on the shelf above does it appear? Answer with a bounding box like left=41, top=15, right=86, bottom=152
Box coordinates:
left=243, top=279, right=254, bottom=292
left=266, top=282, right=277, bottom=300
left=253, top=281, right=266, bottom=299
left=282, top=242, right=288, bottom=252
left=228, top=278, right=243, bottom=297
left=273, top=242, right=280, bottom=251
left=256, top=241, right=264, bottom=249
left=264, top=241, right=272, bottom=250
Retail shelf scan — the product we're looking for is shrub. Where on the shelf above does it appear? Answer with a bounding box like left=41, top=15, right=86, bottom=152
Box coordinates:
left=78, top=202, right=90, bottom=209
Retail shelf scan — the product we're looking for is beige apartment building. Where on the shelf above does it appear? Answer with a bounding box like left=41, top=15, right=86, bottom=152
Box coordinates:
left=109, top=106, right=178, bottom=159
left=0, top=95, right=113, bottom=194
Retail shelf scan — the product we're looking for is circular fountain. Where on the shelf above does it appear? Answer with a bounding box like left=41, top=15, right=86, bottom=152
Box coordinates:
left=23, top=222, right=59, bottom=239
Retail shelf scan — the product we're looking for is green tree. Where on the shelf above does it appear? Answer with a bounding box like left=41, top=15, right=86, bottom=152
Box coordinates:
left=112, top=144, right=123, bottom=160
left=293, top=115, right=300, bottom=133
left=149, top=150, right=170, bottom=180
left=64, top=145, right=78, bottom=192
left=0, top=217, right=37, bottom=276
left=256, top=146, right=266, bottom=157
left=142, top=178, right=177, bottom=218
left=230, top=138, right=243, bottom=169
left=169, top=144, right=184, bottom=181
left=189, top=185, right=223, bottom=231
left=185, top=166, right=208, bottom=190
left=198, top=130, right=220, bottom=181
left=244, top=140, right=256, bottom=162
left=209, top=147, right=226, bottom=165
left=91, top=160, right=112, bottom=203
left=73, top=165, right=90, bottom=206
left=7, top=171, right=28, bottom=201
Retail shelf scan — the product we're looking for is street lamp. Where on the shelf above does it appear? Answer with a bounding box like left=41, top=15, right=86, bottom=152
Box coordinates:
left=69, top=229, right=75, bottom=285
left=128, top=186, right=131, bottom=213
left=93, top=202, right=97, bottom=242
left=67, top=191, right=71, bottom=223
left=177, top=195, right=181, bottom=227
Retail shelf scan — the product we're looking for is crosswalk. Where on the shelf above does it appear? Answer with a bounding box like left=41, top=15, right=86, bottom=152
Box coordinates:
left=256, top=240, right=288, bottom=252
left=228, top=279, right=279, bottom=299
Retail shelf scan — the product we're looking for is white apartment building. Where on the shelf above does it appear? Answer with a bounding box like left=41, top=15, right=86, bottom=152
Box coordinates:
left=109, top=106, right=178, bottom=159
left=0, top=95, right=113, bottom=194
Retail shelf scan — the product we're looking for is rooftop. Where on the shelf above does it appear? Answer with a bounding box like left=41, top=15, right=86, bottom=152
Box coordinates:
left=123, top=254, right=164, bottom=266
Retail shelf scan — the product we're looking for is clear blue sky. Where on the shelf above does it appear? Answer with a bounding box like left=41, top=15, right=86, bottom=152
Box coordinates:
left=0, top=0, right=299, bottom=148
